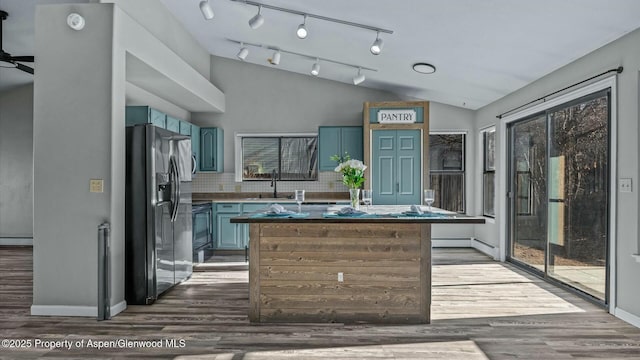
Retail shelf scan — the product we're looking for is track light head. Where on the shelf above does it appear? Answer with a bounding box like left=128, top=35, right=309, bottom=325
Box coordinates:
left=353, top=68, right=365, bottom=85
left=269, top=50, right=281, bottom=65
left=296, top=15, right=308, bottom=39
left=370, top=32, right=383, bottom=55
left=237, top=43, right=249, bottom=60
left=249, top=5, right=264, bottom=29
left=199, top=0, right=214, bottom=20
left=311, top=60, right=320, bottom=76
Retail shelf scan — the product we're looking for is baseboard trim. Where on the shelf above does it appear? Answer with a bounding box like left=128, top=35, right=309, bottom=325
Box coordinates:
left=615, top=307, right=640, bottom=328
left=471, top=238, right=499, bottom=260
left=31, top=300, right=128, bottom=318
left=0, top=237, right=33, bottom=246
left=31, top=305, right=97, bottom=317
left=431, top=238, right=471, bottom=248
left=111, top=300, right=127, bottom=317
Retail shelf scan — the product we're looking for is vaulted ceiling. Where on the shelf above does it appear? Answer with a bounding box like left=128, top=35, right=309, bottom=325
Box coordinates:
left=3, top=0, right=640, bottom=110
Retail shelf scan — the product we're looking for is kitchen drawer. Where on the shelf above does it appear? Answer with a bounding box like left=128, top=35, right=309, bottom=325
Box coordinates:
left=216, top=203, right=241, bottom=213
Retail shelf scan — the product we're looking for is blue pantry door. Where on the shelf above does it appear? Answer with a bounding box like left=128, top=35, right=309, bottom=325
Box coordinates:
left=372, top=130, right=421, bottom=205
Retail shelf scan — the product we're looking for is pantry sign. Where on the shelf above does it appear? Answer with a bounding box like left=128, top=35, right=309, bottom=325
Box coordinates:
left=377, top=109, right=417, bottom=124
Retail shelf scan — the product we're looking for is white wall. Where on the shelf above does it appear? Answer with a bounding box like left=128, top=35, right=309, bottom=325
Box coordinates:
left=474, top=26, right=640, bottom=323
left=0, top=84, right=34, bottom=239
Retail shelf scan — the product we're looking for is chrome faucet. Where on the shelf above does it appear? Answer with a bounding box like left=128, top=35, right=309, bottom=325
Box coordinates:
left=270, top=169, right=278, bottom=198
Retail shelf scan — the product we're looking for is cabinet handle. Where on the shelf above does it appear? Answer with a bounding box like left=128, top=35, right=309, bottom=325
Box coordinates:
left=396, top=182, right=399, bottom=192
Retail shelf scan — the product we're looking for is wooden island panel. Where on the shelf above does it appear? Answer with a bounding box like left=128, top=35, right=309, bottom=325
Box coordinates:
left=249, top=223, right=431, bottom=324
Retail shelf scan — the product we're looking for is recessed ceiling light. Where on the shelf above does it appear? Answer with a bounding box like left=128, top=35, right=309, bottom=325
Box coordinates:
left=413, top=63, right=436, bottom=74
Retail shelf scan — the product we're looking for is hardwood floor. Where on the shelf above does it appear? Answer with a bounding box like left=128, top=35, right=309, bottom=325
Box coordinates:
left=1, top=246, right=639, bottom=359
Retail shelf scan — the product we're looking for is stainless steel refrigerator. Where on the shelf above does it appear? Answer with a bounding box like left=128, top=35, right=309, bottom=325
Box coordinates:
left=125, top=124, right=193, bottom=305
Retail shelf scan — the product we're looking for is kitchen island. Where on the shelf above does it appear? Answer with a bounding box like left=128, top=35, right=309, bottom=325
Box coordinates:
left=231, top=205, right=485, bottom=324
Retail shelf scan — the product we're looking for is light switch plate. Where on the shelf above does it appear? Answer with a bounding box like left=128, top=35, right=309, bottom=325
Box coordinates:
left=620, top=178, right=632, bottom=193
left=90, top=179, right=104, bottom=193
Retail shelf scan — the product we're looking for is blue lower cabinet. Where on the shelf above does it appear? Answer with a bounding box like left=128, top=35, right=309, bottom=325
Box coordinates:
left=214, top=203, right=269, bottom=250
left=216, top=213, right=242, bottom=249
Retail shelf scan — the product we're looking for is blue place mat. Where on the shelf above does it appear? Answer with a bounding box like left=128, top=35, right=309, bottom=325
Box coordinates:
left=322, top=212, right=379, bottom=218
left=391, top=212, right=447, bottom=218
left=251, top=212, right=310, bottom=219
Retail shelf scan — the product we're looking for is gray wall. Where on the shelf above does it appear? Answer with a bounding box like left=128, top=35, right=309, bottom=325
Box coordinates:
left=194, top=56, right=476, bottom=174
left=0, top=84, right=34, bottom=238
left=192, top=56, right=476, bottom=239
left=31, top=2, right=216, bottom=315
left=193, top=56, right=401, bottom=172
left=98, top=0, right=210, bottom=79
left=474, top=27, right=640, bottom=320
left=33, top=4, right=114, bottom=309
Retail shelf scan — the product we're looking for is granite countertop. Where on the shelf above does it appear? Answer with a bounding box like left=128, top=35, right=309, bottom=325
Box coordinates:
left=230, top=204, right=486, bottom=224
left=193, top=192, right=349, bottom=204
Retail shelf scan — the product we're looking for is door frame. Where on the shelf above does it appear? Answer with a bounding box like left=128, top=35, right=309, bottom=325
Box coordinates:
left=363, top=101, right=430, bottom=200
left=498, top=76, right=618, bottom=313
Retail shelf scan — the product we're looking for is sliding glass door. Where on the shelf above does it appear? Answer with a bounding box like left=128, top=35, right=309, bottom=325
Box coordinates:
left=508, top=90, right=610, bottom=303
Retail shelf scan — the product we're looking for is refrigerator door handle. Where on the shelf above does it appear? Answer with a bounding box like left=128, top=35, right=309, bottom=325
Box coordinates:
left=169, top=156, right=180, bottom=222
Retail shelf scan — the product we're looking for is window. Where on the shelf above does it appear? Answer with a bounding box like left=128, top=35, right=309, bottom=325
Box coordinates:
left=429, top=133, right=465, bottom=213
left=240, top=135, right=318, bottom=181
left=483, top=129, right=496, bottom=217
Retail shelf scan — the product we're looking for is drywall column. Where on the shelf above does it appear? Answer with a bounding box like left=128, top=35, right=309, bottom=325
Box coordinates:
left=32, top=4, right=117, bottom=316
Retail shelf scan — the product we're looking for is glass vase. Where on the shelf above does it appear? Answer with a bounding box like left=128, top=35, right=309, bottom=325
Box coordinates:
left=349, top=188, right=360, bottom=210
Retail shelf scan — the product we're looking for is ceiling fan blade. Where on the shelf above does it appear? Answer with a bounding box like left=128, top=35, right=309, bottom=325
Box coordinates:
left=11, top=56, right=34, bottom=62
left=16, top=63, right=34, bottom=74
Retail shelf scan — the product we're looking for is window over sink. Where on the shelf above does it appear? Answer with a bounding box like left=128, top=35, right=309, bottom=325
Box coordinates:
left=235, top=133, right=318, bottom=181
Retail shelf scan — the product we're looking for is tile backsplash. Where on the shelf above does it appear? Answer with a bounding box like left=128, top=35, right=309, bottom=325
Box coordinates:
left=193, top=172, right=350, bottom=193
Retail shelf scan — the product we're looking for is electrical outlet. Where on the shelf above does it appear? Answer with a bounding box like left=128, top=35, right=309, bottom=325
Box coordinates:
left=328, top=182, right=334, bottom=190
left=235, top=185, right=242, bottom=192
left=337, top=272, right=344, bottom=282
left=218, top=184, right=224, bottom=191
left=620, top=178, right=633, bottom=193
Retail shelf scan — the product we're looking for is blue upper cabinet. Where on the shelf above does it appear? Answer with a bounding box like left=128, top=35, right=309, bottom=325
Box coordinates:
left=191, top=124, right=201, bottom=172
left=125, top=106, right=166, bottom=128
left=201, top=127, right=224, bottom=172
left=166, top=116, right=180, bottom=133
left=179, top=121, right=192, bottom=136
left=318, top=126, right=363, bottom=171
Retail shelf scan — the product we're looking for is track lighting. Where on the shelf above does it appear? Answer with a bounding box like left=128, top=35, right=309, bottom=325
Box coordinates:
left=353, top=67, right=365, bottom=85
left=237, top=43, right=249, bottom=60
left=370, top=31, right=383, bottom=55
left=227, top=39, right=377, bottom=83
left=199, top=0, right=214, bottom=20
left=296, top=15, right=308, bottom=39
left=248, top=5, right=264, bottom=29
left=269, top=50, right=281, bottom=65
left=311, top=59, right=320, bottom=76
left=229, top=1, right=393, bottom=53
